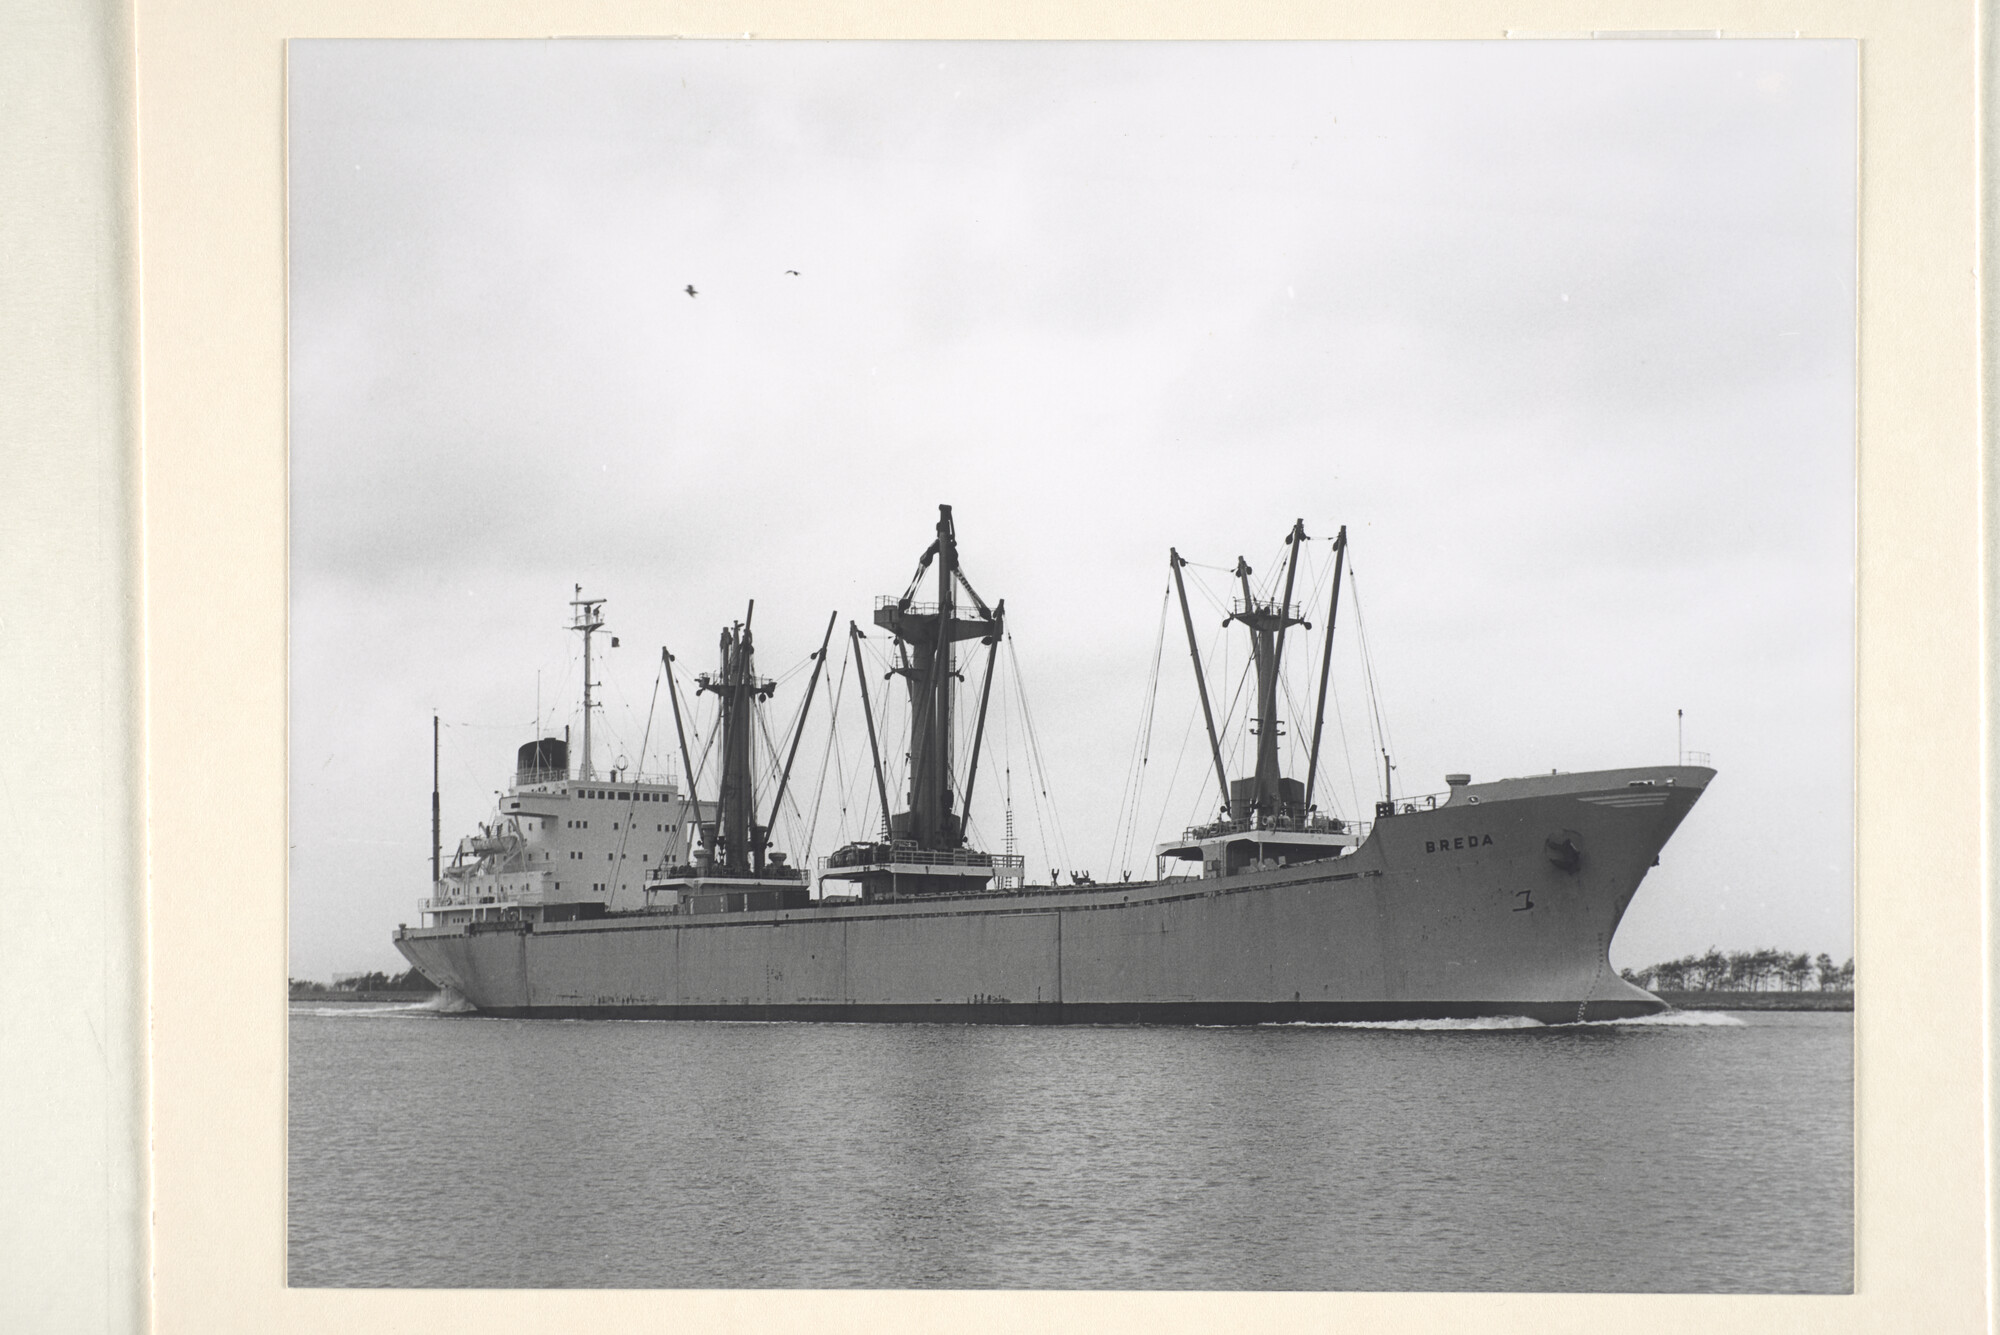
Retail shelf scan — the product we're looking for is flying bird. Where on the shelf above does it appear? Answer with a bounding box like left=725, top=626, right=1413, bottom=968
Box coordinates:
left=684, top=284, right=698, bottom=298
left=784, top=269, right=799, bottom=276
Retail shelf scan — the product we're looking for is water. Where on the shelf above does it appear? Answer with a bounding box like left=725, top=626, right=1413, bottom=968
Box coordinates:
left=288, top=1004, right=1850, bottom=1291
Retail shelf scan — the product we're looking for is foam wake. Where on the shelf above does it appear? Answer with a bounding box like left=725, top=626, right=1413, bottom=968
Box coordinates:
left=1264, top=1016, right=1549, bottom=1031
left=426, top=986, right=476, bottom=1014
left=1261, top=1009, right=1748, bottom=1031
left=300, top=988, right=475, bottom=1018
left=1586, top=1009, right=1747, bottom=1027
left=302, top=1002, right=435, bottom=1017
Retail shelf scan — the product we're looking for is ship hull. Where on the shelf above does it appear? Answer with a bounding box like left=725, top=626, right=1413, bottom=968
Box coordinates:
left=395, top=766, right=1710, bottom=1024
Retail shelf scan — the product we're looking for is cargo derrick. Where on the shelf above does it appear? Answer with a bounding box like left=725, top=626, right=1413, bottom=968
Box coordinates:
left=1158, top=520, right=1361, bottom=879
left=642, top=602, right=819, bottom=915
left=824, top=504, right=1008, bottom=899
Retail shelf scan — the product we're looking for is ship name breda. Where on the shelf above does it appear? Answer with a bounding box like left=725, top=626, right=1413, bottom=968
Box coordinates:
left=1424, top=834, right=1494, bottom=854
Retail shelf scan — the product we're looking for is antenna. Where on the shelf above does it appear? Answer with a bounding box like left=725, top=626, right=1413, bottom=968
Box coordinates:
left=1004, top=763, right=1015, bottom=861
left=431, top=713, right=440, bottom=888
left=569, top=587, right=606, bottom=780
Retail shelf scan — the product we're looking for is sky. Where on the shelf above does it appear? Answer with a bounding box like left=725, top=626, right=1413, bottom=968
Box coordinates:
left=288, top=39, right=1856, bottom=981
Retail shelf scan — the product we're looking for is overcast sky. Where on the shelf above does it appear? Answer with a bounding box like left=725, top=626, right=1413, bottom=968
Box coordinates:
left=288, top=39, right=1855, bottom=980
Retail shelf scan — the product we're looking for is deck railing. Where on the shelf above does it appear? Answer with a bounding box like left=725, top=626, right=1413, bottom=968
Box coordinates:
left=513, top=769, right=681, bottom=793
left=1179, top=812, right=1351, bottom=842
left=1380, top=790, right=1452, bottom=816
left=823, top=841, right=1003, bottom=870
left=1229, top=595, right=1303, bottom=619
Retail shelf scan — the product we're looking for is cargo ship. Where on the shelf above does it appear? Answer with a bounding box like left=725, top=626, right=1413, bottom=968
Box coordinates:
left=394, top=507, right=1708, bottom=1023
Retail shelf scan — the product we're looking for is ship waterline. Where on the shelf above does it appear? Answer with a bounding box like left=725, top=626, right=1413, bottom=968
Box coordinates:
left=395, top=764, right=1710, bottom=1024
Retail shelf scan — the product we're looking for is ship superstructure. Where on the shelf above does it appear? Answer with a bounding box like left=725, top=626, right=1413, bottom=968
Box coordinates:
left=420, top=590, right=711, bottom=926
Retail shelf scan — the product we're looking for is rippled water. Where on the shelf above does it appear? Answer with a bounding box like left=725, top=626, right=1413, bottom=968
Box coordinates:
left=288, top=1005, right=1849, bottom=1291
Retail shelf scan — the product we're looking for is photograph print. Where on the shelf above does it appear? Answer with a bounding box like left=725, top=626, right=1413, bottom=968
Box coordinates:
left=287, top=39, right=1855, bottom=1291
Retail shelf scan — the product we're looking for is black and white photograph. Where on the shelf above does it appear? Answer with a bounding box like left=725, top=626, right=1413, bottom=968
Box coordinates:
left=286, top=39, right=1855, bottom=1292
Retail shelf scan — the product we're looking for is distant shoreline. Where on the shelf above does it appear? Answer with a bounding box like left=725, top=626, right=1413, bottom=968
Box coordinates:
left=293, top=991, right=437, bottom=1004
left=1654, top=990, right=1852, bottom=1012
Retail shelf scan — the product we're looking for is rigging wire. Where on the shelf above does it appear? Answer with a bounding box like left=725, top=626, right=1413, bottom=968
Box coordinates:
left=1144, top=700, right=1202, bottom=864
left=845, top=632, right=903, bottom=841
left=436, top=721, right=489, bottom=799
left=1107, top=583, right=1171, bottom=879
left=607, top=655, right=665, bottom=907
left=689, top=708, right=723, bottom=803
left=1291, top=540, right=1335, bottom=782
left=995, top=668, right=1044, bottom=880
left=754, top=706, right=786, bottom=822
left=1334, top=661, right=1362, bottom=824
left=1004, top=632, right=1071, bottom=881
left=1347, top=563, right=1395, bottom=802
left=800, top=637, right=851, bottom=883
left=1215, top=650, right=1257, bottom=758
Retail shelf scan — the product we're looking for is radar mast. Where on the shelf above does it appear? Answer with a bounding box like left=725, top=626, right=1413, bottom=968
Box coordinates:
left=569, top=588, right=606, bottom=781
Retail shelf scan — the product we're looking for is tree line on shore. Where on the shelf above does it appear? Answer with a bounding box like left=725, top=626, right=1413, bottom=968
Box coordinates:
left=1621, top=948, right=1853, bottom=993
left=289, top=968, right=438, bottom=997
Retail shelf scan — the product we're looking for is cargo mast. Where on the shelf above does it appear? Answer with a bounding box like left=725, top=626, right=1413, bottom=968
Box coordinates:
left=878, top=504, right=1005, bottom=849
left=824, top=504, right=1013, bottom=899
left=1155, top=520, right=1359, bottom=879
left=643, top=606, right=819, bottom=911
left=696, top=603, right=775, bottom=876
left=1229, top=519, right=1309, bottom=822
